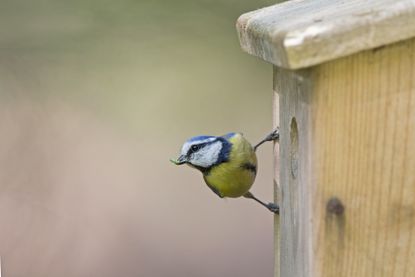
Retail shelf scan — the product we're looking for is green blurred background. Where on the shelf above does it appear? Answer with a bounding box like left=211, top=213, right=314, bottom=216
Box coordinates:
left=0, top=0, right=278, bottom=276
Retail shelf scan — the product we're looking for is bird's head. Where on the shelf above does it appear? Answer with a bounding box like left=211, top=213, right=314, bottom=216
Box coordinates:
left=170, top=135, right=231, bottom=170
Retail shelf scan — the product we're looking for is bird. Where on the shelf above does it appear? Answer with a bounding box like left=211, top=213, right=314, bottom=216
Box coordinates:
left=170, top=129, right=279, bottom=213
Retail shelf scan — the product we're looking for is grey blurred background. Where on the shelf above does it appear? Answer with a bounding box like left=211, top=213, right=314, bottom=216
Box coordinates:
left=0, top=0, right=277, bottom=276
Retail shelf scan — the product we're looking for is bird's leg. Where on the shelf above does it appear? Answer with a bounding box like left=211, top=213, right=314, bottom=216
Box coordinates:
left=244, top=192, right=279, bottom=214
left=254, top=128, right=279, bottom=152
left=250, top=129, right=280, bottom=214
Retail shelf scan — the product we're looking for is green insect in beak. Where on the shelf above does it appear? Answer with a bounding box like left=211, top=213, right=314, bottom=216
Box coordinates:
left=170, top=155, right=186, bottom=165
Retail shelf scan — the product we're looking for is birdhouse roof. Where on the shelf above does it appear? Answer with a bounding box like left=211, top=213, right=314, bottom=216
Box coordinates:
left=236, top=0, right=415, bottom=69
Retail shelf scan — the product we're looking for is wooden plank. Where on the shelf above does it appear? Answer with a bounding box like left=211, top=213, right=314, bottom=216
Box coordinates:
left=274, top=66, right=314, bottom=277
left=273, top=83, right=280, bottom=277
left=312, top=36, right=415, bottom=277
left=237, top=0, right=415, bottom=69
left=274, top=37, right=415, bottom=276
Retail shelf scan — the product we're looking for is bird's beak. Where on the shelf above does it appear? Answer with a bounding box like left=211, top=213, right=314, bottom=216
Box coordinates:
left=170, top=155, right=187, bottom=165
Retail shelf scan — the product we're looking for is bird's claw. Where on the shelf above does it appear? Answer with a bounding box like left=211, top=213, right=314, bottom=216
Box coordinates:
left=254, top=128, right=280, bottom=151
left=267, top=202, right=279, bottom=214
left=266, top=128, right=279, bottom=142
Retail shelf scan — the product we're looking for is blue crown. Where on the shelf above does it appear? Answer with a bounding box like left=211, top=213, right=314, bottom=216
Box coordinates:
left=187, top=135, right=216, bottom=143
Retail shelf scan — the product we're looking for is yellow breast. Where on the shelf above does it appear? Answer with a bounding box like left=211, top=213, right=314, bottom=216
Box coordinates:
left=203, top=133, right=257, bottom=198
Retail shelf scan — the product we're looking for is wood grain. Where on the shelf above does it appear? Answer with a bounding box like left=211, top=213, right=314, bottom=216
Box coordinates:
left=312, top=37, right=415, bottom=277
left=275, top=66, right=314, bottom=277
left=237, top=0, right=415, bottom=69
left=274, top=37, right=415, bottom=276
left=273, top=82, right=280, bottom=277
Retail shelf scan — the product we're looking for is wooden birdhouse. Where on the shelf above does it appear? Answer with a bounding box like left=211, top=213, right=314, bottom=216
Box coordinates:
left=237, top=0, right=415, bottom=276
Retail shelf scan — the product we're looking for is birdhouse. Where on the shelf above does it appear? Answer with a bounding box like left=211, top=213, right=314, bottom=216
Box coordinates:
left=236, top=1, right=415, bottom=276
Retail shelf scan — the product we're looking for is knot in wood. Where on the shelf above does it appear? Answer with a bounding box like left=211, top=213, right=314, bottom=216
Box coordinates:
left=326, top=197, right=345, bottom=215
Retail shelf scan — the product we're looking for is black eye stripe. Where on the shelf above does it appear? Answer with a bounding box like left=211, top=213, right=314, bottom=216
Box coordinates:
left=187, top=142, right=207, bottom=156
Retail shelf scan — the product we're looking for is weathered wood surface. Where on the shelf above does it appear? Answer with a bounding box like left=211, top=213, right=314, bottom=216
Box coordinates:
left=275, top=37, right=415, bottom=277
left=275, top=67, right=313, bottom=277
left=237, top=0, right=415, bottom=69
left=273, top=90, right=281, bottom=277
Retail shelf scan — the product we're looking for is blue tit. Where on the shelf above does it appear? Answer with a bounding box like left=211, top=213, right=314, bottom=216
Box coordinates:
left=171, top=130, right=279, bottom=213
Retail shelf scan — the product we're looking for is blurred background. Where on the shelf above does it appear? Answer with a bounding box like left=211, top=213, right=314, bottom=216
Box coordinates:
left=0, top=0, right=278, bottom=276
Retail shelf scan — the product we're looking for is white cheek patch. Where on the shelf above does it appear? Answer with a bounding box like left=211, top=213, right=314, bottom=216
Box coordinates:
left=191, top=141, right=222, bottom=168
